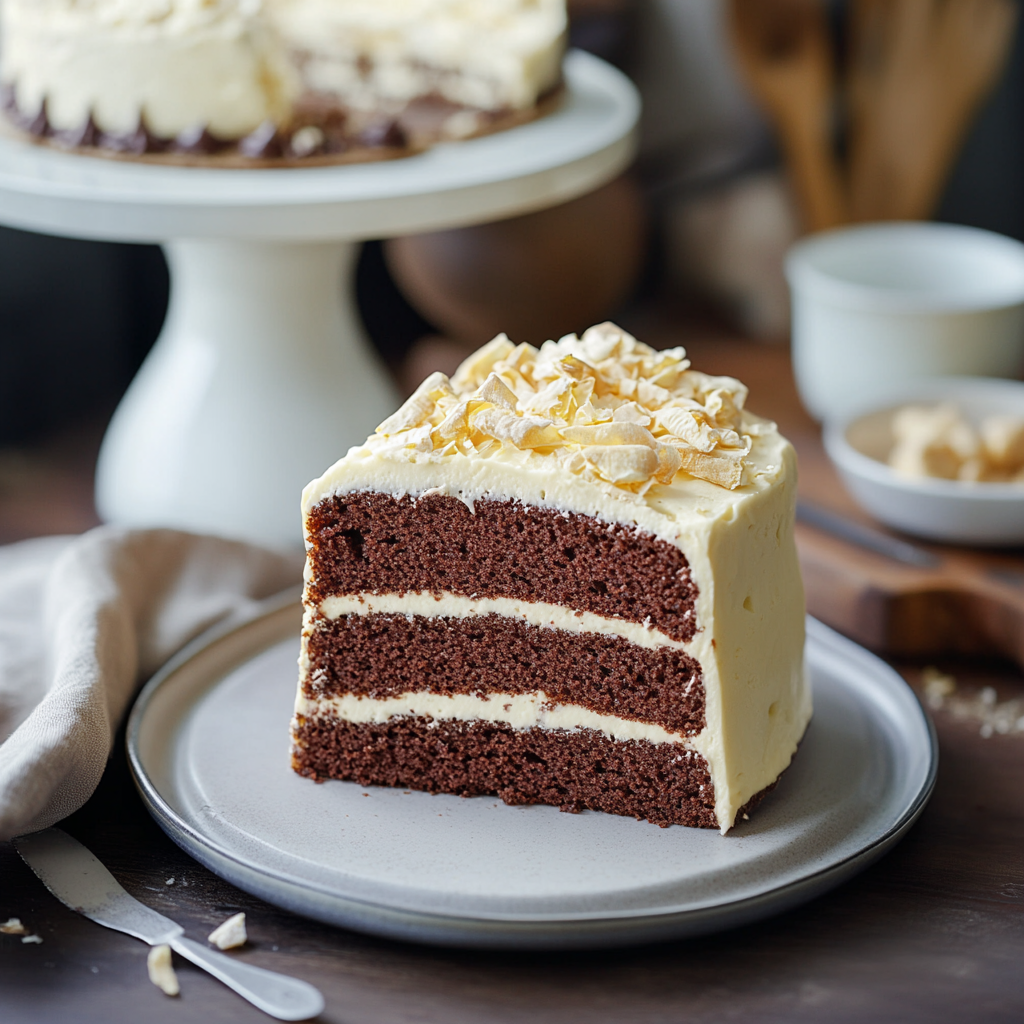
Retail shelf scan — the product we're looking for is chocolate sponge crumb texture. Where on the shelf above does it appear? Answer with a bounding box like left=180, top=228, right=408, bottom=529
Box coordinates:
left=294, top=323, right=810, bottom=833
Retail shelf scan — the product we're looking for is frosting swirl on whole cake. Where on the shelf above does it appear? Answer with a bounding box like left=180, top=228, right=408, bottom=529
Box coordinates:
left=0, top=0, right=566, bottom=159
left=1, top=0, right=297, bottom=139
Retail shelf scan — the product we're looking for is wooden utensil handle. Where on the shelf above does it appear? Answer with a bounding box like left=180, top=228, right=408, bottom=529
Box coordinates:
left=797, top=526, right=1024, bottom=667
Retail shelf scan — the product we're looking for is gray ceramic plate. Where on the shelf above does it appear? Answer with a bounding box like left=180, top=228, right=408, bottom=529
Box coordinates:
left=127, top=595, right=937, bottom=950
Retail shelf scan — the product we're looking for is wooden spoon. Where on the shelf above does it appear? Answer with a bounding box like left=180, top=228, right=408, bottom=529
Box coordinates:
left=728, top=0, right=848, bottom=232
left=848, top=0, right=1018, bottom=222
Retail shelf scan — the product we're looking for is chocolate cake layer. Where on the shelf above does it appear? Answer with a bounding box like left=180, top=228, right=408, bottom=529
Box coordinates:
left=306, top=493, right=699, bottom=642
left=292, top=715, right=719, bottom=828
left=306, top=613, right=705, bottom=734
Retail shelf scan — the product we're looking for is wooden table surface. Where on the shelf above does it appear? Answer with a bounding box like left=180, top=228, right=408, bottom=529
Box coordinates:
left=2, top=324, right=1023, bottom=1024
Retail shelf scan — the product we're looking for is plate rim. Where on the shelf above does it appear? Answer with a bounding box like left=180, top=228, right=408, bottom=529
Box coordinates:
left=126, top=595, right=938, bottom=949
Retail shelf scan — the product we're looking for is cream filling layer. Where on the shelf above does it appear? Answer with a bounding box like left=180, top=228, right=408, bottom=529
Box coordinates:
left=316, top=592, right=690, bottom=652
left=294, top=690, right=695, bottom=748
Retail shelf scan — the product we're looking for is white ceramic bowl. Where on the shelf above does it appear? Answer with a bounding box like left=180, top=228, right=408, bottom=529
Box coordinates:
left=787, top=223, right=1024, bottom=421
left=823, top=377, right=1024, bottom=546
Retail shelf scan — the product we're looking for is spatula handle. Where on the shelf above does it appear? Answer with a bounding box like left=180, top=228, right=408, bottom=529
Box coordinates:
left=169, top=935, right=324, bottom=1021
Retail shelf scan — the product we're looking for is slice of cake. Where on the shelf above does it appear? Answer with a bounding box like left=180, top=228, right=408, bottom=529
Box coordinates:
left=0, top=0, right=566, bottom=163
left=293, top=323, right=810, bottom=832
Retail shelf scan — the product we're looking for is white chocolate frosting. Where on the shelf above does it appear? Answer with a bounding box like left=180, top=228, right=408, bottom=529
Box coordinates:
left=1, top=0, right=564, bottom=140
left=1, top=0, right=298, bottom=136
left=268, top=0, right=566, bottom=112
left=300, top=323, right=810, bottom=833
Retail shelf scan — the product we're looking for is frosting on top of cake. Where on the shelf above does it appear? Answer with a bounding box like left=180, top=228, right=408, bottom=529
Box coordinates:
left=271, top=0, right=564, bottom=44
left=2, top=0, right=564, bottom=142
left=370, top=322, right=757, bottom=491
left=5, top=0, right=263, bottom=28
left=303, top=323, right=792, bottom=548
left=268, top=0, right=566, bottom=111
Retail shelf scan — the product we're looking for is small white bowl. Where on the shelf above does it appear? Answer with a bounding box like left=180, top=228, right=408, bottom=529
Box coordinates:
left=823, top=377, right=1024, bottom=546
left=787, top=223, right=1024, bottom=421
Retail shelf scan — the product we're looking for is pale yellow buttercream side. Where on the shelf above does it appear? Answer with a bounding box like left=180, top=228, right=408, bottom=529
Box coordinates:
left=679, top=443, right=810, bottom=830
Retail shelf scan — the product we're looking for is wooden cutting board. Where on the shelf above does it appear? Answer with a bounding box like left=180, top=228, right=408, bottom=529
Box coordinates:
left=796, top=519, right=1024, bottom=668
left=650, top=330, right=1024, bottom=669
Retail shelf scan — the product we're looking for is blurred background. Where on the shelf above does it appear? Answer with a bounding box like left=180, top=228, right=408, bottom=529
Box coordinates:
left=2, top=0, right=1022, bottom=531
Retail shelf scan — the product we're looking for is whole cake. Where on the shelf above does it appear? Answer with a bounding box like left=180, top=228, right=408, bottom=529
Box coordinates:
left=293, top=323, right=810, bottom=832
left=0, top=0, right=566, bottom=163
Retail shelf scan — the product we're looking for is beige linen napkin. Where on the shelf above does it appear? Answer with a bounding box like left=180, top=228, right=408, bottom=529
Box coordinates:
left=0, top=527, right=302, bottom=841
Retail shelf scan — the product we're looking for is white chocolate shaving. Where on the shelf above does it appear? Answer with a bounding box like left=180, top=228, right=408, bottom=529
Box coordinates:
left=583, top=444, right=659, bottom=483
left=369, top=322, right=756, bottom=491
left=981, top=415, right=1024, bottom=471
left=475, top=373, right=520, bottom=411
left=889, top=403, right=1024, bottom=484
left=208, top=912, right=248, bottom=950
left=450, top=333, right=515, bottom=389
left=561, top=422, right=657, bottom=447
left=675, top=447, right=748, bottom=490
left=147, top=944, right=180, bottom=997
left=470, top=408, right=561, bottom=449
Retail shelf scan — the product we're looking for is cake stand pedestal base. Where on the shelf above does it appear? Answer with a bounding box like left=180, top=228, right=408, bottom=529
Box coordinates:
left=95, top=239, right=399, bottom=548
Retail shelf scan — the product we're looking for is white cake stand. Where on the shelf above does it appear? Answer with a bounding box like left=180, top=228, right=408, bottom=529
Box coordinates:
left=0, top=51, right=639, bottom=548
